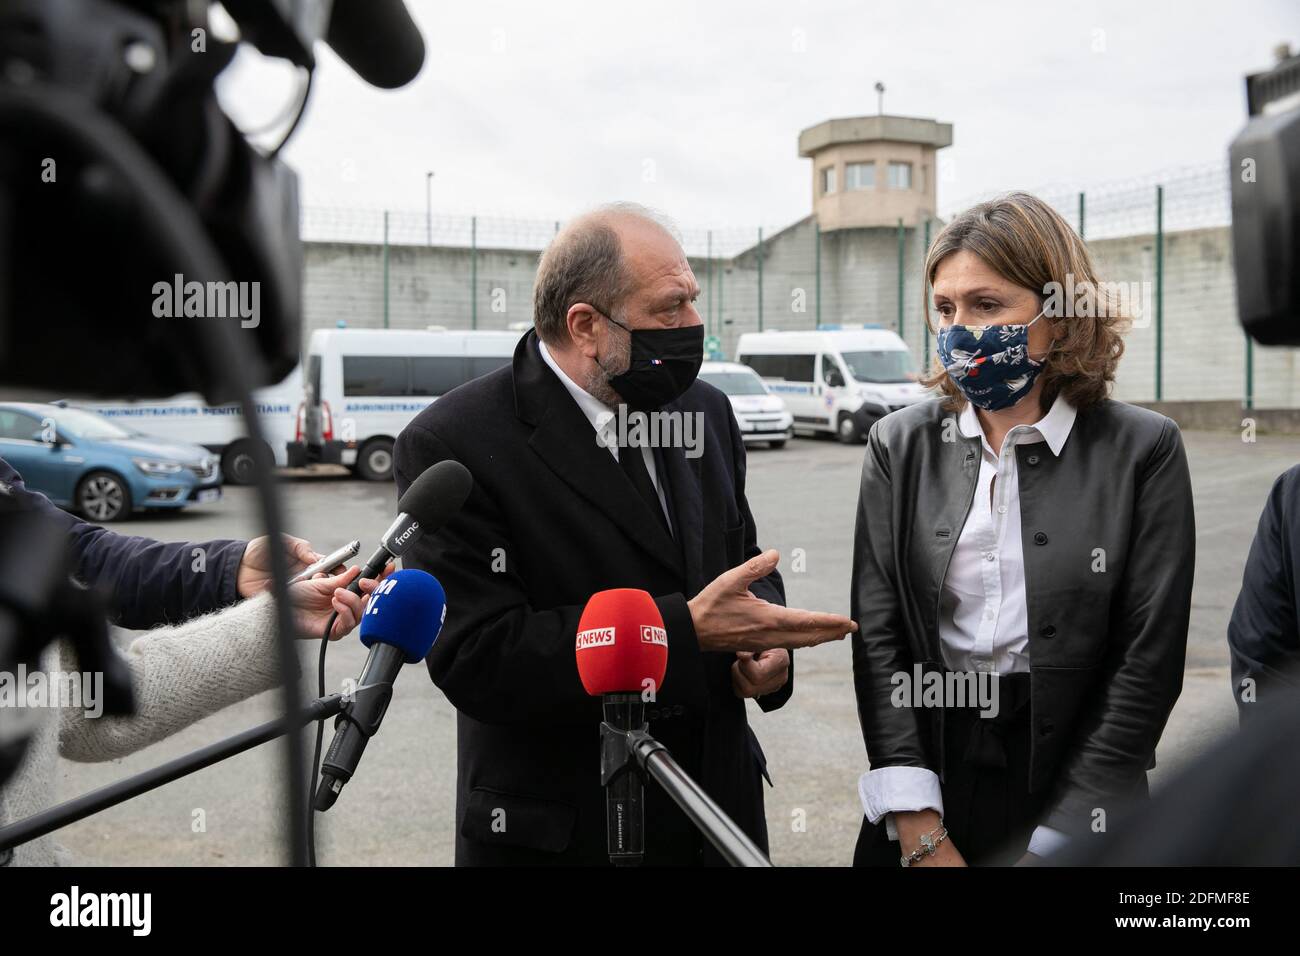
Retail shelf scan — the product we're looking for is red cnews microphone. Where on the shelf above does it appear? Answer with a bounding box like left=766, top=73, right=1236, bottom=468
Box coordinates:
left=576, top=588, right=667, bottom=866
left=576, top=588, right=773, bottom=867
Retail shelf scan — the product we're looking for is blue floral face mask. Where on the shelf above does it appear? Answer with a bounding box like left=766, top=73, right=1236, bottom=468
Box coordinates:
left=936, top=310, right=1046, bottom=411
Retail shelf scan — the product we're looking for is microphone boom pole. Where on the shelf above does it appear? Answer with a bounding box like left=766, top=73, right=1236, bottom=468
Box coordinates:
left=0, top=694, right=345, bottom=856
left=633, top=735, right=772, bottom=868
left=600, top=718, right=773, bottom=868
left=580, top=588, right=773, bottom=868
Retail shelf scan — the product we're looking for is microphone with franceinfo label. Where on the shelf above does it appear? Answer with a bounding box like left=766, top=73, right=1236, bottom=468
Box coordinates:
left=312, top=458, right=471, bottom=811
left=344, top=459, right=472, bottom=595
left=576, top=588, right=773, bottom=867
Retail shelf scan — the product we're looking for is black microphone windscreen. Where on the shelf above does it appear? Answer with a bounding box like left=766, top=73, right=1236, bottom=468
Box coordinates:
left=325, top=0, right=426, bottom=89
left=399, top=459, right=473, bottom=529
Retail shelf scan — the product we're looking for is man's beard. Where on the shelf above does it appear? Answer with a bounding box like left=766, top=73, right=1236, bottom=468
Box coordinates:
left=584, top=327, right=630, bottom=407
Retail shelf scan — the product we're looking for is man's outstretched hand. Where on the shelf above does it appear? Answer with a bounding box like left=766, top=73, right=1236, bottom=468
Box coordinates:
left=688, top=549, right=857, bottom=653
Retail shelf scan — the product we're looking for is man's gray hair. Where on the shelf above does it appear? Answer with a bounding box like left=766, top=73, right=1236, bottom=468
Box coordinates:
left=532, top=202, right=679, bottom=347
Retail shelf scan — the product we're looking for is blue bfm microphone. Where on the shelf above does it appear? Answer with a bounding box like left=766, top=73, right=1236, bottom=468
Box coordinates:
left=313, top=569, right=447, bottom=811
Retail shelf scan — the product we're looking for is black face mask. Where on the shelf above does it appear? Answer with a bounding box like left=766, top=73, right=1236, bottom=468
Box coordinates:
left=601, top=315, right=704, bottom=411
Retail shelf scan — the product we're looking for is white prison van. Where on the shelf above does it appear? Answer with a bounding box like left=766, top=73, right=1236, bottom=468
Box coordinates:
left=81, top=366, right=302, bottom=484
left=735, top=326, right=928, bottom=442
left=295, top=327, right=526, bottom=481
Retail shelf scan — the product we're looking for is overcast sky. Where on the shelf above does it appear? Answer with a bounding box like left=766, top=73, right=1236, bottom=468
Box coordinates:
left=216, top=0, right=1296, bottom=233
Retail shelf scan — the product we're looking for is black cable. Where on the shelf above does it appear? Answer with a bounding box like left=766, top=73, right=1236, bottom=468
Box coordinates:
left=0, top=86, right=311, bottom=865
left=308, top=608, right=339, bottom=867
left=266, top=67, right=313, bottom=162
left=238, top=67, right=311, bottom=136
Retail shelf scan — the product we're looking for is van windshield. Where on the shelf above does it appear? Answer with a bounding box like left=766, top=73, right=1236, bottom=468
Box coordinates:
left=841, top=350, right=916, bottom=384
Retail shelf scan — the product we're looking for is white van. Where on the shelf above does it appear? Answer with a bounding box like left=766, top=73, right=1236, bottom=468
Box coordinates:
left=81, top=366, right=302, bottom=484
left=736, top=326, right=927, bottom=442
left=294, top=328, right=525, bottom=481
left=696, top=361, right=793, bottom=448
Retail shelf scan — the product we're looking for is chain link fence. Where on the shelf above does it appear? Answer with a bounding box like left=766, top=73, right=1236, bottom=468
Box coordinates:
left=299, top=159, right=1299, bottom=410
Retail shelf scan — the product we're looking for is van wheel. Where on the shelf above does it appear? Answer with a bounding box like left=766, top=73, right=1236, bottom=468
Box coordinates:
left=837, top=413, right=863, bottom=444
left=355, top=439, right=395, bottom=482
left=77, top=470, right=131, bottom=522
left=222, top=440, right=272, bottom=485
left=768, top=440, right=787, bottom=449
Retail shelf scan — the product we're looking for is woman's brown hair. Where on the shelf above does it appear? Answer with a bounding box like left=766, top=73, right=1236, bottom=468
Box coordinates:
left=920, top=191, right=1128, bottom=411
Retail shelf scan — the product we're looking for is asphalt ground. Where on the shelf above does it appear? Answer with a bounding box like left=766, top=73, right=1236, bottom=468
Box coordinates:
left=33, top=427, right=1299, bottom=865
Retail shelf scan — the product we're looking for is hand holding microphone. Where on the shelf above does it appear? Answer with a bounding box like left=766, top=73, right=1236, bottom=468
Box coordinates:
left=235, top=534, right=324, bottom=599
left=287, top=566, right=384, bottom=641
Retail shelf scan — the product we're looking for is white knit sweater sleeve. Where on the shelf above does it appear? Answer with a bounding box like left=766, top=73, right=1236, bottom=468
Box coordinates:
left=57, top=592, right=294, bottom=763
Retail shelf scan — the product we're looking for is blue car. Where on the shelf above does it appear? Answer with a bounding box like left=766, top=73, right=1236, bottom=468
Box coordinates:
left=0, top=402, right=223, bottom=522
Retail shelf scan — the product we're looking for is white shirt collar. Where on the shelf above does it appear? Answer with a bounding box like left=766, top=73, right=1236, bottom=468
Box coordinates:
left=537, top=337, right=615, bottom=434
left=957, top=390, right=1077, bottom=458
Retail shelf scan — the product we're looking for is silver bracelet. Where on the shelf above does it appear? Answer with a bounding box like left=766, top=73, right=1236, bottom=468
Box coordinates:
left=900, top=821, right=948, bottom=867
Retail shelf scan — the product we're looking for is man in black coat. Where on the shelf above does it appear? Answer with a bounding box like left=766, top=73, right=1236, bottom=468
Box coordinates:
left=394, top=203, right=854, bottom=865
left=0, top=455, right=320, bottom=627
left=1228, top=462, right=1300, bottom=720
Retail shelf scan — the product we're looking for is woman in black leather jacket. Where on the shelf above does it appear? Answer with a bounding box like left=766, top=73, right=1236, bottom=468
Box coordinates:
left=850, top=192, right=1195, bottom=867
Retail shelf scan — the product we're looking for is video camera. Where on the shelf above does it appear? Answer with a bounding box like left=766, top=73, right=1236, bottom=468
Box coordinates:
left=1230, top=44, right=1300, bottom=346
left=0, top=0, right=424, bottom=401
left=0, top=0, right=424, bottom=864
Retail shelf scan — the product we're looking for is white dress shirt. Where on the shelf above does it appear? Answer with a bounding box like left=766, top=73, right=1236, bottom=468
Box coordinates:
left=537, top=338, right=673, bottom=531
left=858, top=392, right=1077, bottom=859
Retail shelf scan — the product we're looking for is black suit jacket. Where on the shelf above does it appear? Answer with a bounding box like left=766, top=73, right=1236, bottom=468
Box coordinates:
left=393, top=330, right=790, bottom=865
left=1228, top=463, right=1300, bottom=720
